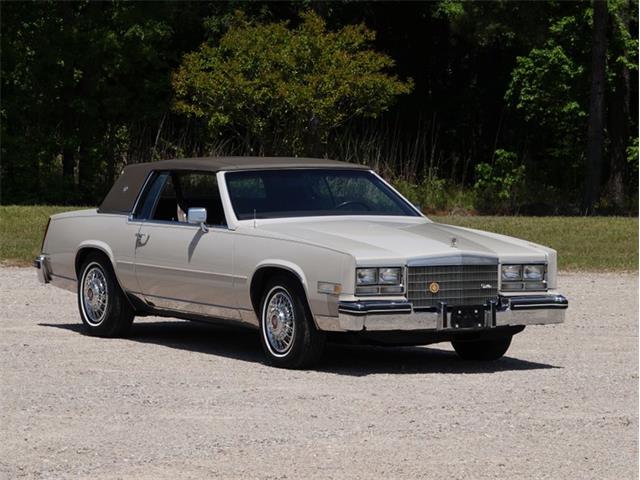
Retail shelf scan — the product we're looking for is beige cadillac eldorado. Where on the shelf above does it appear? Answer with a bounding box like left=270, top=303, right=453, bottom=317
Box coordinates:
left=34, top=157, right=567, bottom=368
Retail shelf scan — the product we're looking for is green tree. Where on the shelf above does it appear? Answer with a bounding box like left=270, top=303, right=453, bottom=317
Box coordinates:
left=172, top=10, right=413, bottom=156
left=505, top=0, right=638, bottom=213
left=505, top=10, right=590, bottom=205
left=473, top=149, right=526, bottom=213
left=1, top=1, right=212, bottom=204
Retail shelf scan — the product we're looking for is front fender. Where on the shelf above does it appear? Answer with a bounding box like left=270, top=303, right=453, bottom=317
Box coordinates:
left=249, top=259, right=310, bottom=299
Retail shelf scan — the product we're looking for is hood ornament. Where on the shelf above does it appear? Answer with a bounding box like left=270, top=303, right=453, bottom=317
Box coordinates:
left=450, top=237, right=457, bottom=248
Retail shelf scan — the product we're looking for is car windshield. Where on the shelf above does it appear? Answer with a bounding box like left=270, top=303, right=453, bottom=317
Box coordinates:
left=225, top=169, right=419, bottom=219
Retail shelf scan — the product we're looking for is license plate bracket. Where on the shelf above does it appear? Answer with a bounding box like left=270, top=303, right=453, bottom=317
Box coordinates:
left=450, top=306, right=485, bottom=329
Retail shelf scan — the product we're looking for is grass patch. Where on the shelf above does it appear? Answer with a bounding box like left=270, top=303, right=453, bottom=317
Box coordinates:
left=0, top=206, right=637, bottom=271
left=0, top=205, right=89, bottom=266
left=432, top=215, right=638, bottom=271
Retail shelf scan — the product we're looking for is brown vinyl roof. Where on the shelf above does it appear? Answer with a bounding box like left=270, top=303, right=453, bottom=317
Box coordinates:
left=98, top=156, right=368, bottom=214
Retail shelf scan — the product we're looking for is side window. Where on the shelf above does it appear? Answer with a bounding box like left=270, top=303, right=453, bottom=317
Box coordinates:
left=134, top=172, right=169, bottom=220
left=134, top=171, right=227, bottom=226
left=175, top=172, right=227, bottom=226
left=151, top=175, right=179, bottom=221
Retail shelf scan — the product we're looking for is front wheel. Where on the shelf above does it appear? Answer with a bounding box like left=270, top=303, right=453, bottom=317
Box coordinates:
left=259, top=276, right=325, bottom=369
left=78, top=253, right=134, bottom=337
left=451, top=335, right=512, bottom=361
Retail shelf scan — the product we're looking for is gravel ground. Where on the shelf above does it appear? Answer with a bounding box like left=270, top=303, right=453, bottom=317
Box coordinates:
left=0, top=267, right=637, bottom=479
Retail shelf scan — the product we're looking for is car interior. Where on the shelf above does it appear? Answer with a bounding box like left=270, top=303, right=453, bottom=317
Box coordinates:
left=149, top=172, right=227, bottom=226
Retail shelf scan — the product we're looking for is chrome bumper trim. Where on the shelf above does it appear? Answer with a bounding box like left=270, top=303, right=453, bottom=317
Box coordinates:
left=33, top=255, right=50, bottom=284
left=317, top=294, right=568, bottom=332
left=508, top=294, right=569, bottom=310
left=338, top=300, right=413, bottom=316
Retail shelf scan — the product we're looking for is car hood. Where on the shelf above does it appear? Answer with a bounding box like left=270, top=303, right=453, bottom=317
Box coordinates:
left=257, top=217, right=553, bottom=264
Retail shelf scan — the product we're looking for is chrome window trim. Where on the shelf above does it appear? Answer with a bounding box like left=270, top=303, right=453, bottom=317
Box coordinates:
left=138, top=219, right=231, bottom=231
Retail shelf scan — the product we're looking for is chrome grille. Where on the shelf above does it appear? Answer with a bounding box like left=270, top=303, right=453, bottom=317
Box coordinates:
left=407, top=264, right=499, bottom=308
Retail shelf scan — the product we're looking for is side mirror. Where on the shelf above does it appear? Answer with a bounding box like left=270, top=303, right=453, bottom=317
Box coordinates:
left=187, top=207, right=209, bottom=233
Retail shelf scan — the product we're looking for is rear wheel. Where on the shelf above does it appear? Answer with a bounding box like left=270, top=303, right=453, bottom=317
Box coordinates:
left=452, top=335, right=512, bottom=361
left=259, top=275, right=325, bottom=369
left=78, top=253, right=134, bottom=337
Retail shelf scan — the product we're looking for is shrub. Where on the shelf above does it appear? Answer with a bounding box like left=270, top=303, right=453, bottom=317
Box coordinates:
left=392, top=176, right=474, bottom=214
left=172, top=11, right=413, bottom=156
left=473, top=149, right=526, bottom=213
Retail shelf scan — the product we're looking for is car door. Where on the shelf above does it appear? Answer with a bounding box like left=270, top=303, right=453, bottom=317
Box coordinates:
left=133, top=170, right=238, bottom=320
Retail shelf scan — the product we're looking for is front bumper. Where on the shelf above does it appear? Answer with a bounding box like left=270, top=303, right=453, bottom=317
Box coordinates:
left=33, top=255, right=51, bottom=284
left=317, top=294, right=567, bottom=332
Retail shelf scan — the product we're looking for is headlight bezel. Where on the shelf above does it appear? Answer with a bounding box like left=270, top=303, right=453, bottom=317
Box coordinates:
left=501, top=263, right=548, bottom=291
left=355, top=267, right=404, bottom=296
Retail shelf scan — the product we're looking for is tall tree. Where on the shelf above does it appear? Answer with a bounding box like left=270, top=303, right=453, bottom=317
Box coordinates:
left=583, top=0, right=609, bottom=213
left=605, top=0, right=633, bottom=209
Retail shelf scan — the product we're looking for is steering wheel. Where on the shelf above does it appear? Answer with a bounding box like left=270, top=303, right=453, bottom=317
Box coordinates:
left=334, top=200, right=371, bottom=211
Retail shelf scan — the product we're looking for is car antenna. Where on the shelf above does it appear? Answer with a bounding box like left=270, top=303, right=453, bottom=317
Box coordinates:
left=253, top=209, right=257, bottom=229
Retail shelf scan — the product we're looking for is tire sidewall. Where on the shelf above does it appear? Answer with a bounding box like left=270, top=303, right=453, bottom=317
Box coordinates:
left=77, top=253, right=130, bottom=336
left=259, top=276, right=322, bottom=368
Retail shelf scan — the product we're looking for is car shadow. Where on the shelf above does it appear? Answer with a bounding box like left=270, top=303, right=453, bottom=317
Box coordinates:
left=39, top=320, right=561, bottom=376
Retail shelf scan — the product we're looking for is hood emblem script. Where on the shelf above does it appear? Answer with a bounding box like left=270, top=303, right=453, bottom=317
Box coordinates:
left=450, top=237, right=457, bottom=248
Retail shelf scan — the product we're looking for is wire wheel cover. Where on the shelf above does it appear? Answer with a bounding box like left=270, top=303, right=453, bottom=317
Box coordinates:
left=82, top=265, right=109, bottom=325
left=264, top=290, right=295, bottom=354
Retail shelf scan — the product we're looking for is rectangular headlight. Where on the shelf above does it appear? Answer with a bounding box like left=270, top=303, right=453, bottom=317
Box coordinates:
left=523, top=264, right=545, bottom=281
left=356, top=268, right=378, bottom=286
left=501, top=265, right=522, bottom=281
left=355, top=267, right=405, bottom=296
left=378, top=267, right=402, bottom=285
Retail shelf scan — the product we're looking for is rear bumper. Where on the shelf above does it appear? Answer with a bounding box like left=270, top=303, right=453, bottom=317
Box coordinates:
left=316, top=294, right=567, bottom=332
left=33, top=255, right=51, bottom=284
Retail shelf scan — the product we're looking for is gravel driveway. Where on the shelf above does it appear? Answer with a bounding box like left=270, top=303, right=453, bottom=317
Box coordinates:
left=1, top=267, right=637, bottom=479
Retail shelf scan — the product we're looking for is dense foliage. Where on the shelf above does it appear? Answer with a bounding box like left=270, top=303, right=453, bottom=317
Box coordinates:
left=172, top=11, right=413, bottom=156
left=1, top=1, right=637, bottom=213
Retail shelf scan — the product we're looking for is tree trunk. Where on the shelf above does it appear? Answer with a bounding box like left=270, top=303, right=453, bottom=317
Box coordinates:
left=62, top=145, right=75, bottom=178
left=605, top=0, right=630, bottom=211
left=583, top=0, right=609, bottom=214
left=61, top=2, right=76, bottom=182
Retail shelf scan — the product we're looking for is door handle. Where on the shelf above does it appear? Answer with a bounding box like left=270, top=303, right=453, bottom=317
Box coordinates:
left=135, top=232, right=149, bottom=246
